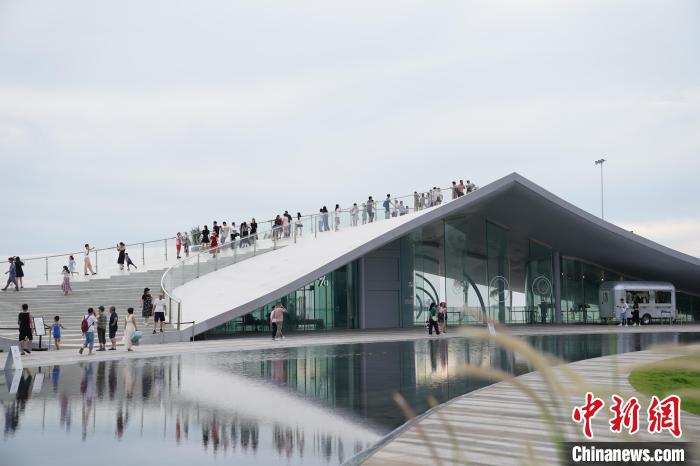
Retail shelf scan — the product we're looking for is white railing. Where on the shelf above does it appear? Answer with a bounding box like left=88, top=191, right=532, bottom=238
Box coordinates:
left=161, top=186, right=477, bottom=330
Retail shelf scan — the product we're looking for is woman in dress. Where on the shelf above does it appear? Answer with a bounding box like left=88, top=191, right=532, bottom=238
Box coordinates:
left=84, top=244, right=96, bottom=275
left=116, top=242, right=126, bottom=270
left=122, top=307, right=138, bottom=351
left=18, top=304, right=34, bottom=355
left=61, top=266, right=72, bottom=295
left=141, top=288, right=153, bottom=325
left=14, top=256, right=24, bottom=289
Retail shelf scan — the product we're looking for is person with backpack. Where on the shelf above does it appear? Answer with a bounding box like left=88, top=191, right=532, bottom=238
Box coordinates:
left=366, top=197, right=375, bottom=222
left=427, top=302, right=440, bottom=336
left=78, top=307, right=98, bottom=355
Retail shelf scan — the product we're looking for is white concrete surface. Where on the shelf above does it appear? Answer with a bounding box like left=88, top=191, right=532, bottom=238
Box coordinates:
left=172, top=204, right=444, bottom=335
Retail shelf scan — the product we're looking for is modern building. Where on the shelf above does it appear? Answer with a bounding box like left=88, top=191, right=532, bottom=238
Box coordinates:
left=159, top=173, right=700, bottom=341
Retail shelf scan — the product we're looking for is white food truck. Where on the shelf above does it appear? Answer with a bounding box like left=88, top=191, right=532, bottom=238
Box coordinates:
left=599, top=281, right=676, bottom=324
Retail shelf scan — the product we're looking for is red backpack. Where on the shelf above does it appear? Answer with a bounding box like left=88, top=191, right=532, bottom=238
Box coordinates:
left=81, top=316, right=89, bottom=333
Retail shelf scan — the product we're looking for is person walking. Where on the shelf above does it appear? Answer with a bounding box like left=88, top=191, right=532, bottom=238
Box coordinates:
left=141, top=287, right=153, bottom=325
left=220, top=222, right=230, bottom=245
left=2, top=256, right=19, bottom=292
left=209, top=231, right=219, bottom=257
left=270, top=303, right=287, bottom=341
left=201, top=225, right=210, bottom=249
left=366, top=197, right=375, bottom=223
left=427, top=303, right=440, bottom=336
left=68, top=255, right=79, bottom=276
left=182, top=234, right=190, bottom=257
left=361, top=203, right=367, bottom=224
left=456, top=180, right=465, bottom=197
left=451, top=181, right=458, bottom=200
left=383, top=195, right=392, bottom=219
left=283, top=211, right=292, bottom=237
left=96, top=306, right=108, bottom=351
left=239, top=222, right=249, bottom=247
left=334, top=204, right=341, bottom=231
left=414, top=191, right=420, bottom=211
left=615, top=298, right=628, bottom=326
left=350, top=203, right=359, bottom=226
left=116, top=242, right=126, bottom=270
left=123, top=308, right=137, bottom=351
left=250, top=218, right=258, bottom=243
left=18, top=304, right=34, bottom=355
left=273, top=215, right=283, bottom=240
left=13, top=256, right=24, bottom=289
left=125, top=253, right=137, bottom=270
left=295, top=212, right=303, bottom=237
left=78, top=307, right=97, bottom=355
left=321, top=207, right=330, bottom=232
left=109, top=306, right=119, bottom=350
left=212, top=221, right=220, bottom=237
left=176, top=232, right=183, bottom=259
left=152, top=293, right=167, bottom=334
left=61, top=266, right=72, bottom=295
left=437, top=301, right=448, bottom=334
left=84, top=244, right=96, bottom=275
left=51, top=316, right=65, bottom=350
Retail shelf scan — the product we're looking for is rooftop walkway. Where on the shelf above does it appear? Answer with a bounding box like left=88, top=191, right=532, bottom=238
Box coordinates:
left=11, top=323, right=700, bottom=369
left=361, top=342, right=700, bottom=465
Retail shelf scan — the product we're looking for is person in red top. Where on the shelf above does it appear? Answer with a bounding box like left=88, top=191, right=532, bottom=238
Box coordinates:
left=209, top=232, right=218, bottom=257
left=176, top=232, right=182, bottom=259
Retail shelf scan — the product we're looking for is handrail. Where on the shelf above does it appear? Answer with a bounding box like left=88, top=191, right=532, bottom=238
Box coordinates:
left=160, top=184, right=478, bottom=333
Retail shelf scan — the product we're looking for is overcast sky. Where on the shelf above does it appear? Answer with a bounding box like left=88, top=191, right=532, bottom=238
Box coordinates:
left=1, top=0, right=698, bottom=257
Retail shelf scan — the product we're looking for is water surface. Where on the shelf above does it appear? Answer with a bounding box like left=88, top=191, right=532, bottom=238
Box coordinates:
left=2, top=331, right=698, bottom=465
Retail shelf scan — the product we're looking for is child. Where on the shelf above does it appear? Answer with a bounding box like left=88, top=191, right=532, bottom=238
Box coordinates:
left=68, top=255, right=79, bottom=276
left=125, top=253, right=137, bottom=271
left=52, top=316, right=65, bottom=350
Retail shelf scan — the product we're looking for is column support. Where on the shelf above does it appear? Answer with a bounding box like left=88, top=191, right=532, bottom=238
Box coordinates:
left=553, top=250, right=562, bottom=323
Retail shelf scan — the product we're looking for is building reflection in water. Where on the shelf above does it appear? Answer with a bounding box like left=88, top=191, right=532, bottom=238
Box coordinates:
left=0, top=332, right=697, bottom=465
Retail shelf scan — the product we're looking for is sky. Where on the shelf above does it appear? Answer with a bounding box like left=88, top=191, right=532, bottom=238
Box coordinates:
left=0, top=0, right=698, bottom=257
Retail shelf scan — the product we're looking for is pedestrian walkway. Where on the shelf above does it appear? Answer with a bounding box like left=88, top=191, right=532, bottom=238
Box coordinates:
left=361, top=344, right=700, bottom=465
left=11, top=323, right=700, bottom=368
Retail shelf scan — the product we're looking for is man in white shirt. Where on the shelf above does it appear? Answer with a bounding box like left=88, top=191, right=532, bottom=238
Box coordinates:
left=615, top=298, right=629, bottom=326
left=153, top=293, right=168, bottom=334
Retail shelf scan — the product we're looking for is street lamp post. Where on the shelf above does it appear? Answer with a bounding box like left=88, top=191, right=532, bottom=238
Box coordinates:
left=594, top=158, right=606, bottom=219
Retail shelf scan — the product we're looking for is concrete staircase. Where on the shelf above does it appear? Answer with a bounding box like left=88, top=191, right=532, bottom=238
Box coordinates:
left=0, top=269, right=166, bottom=349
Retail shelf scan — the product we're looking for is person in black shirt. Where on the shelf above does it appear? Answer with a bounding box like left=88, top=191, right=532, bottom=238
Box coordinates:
left=109, top=306, right=119, bottom=350
left=14, top=256, right=24, bottom=289
left=250, top=218, right=257, bottom=244
left=212, top=221, right=220, bottom=236
left=18, top=304, right=33, bottom=355
left=201, top=225, right=210, bottom=247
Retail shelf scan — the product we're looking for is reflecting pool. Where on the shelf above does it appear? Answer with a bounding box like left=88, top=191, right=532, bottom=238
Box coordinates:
left=2, top=332, right=699, bottom=465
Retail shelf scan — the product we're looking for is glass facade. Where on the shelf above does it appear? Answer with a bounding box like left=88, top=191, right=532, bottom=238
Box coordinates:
left=205, top=213, right=700, bottom=334
left=204, top=262, right=358, bottom=337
